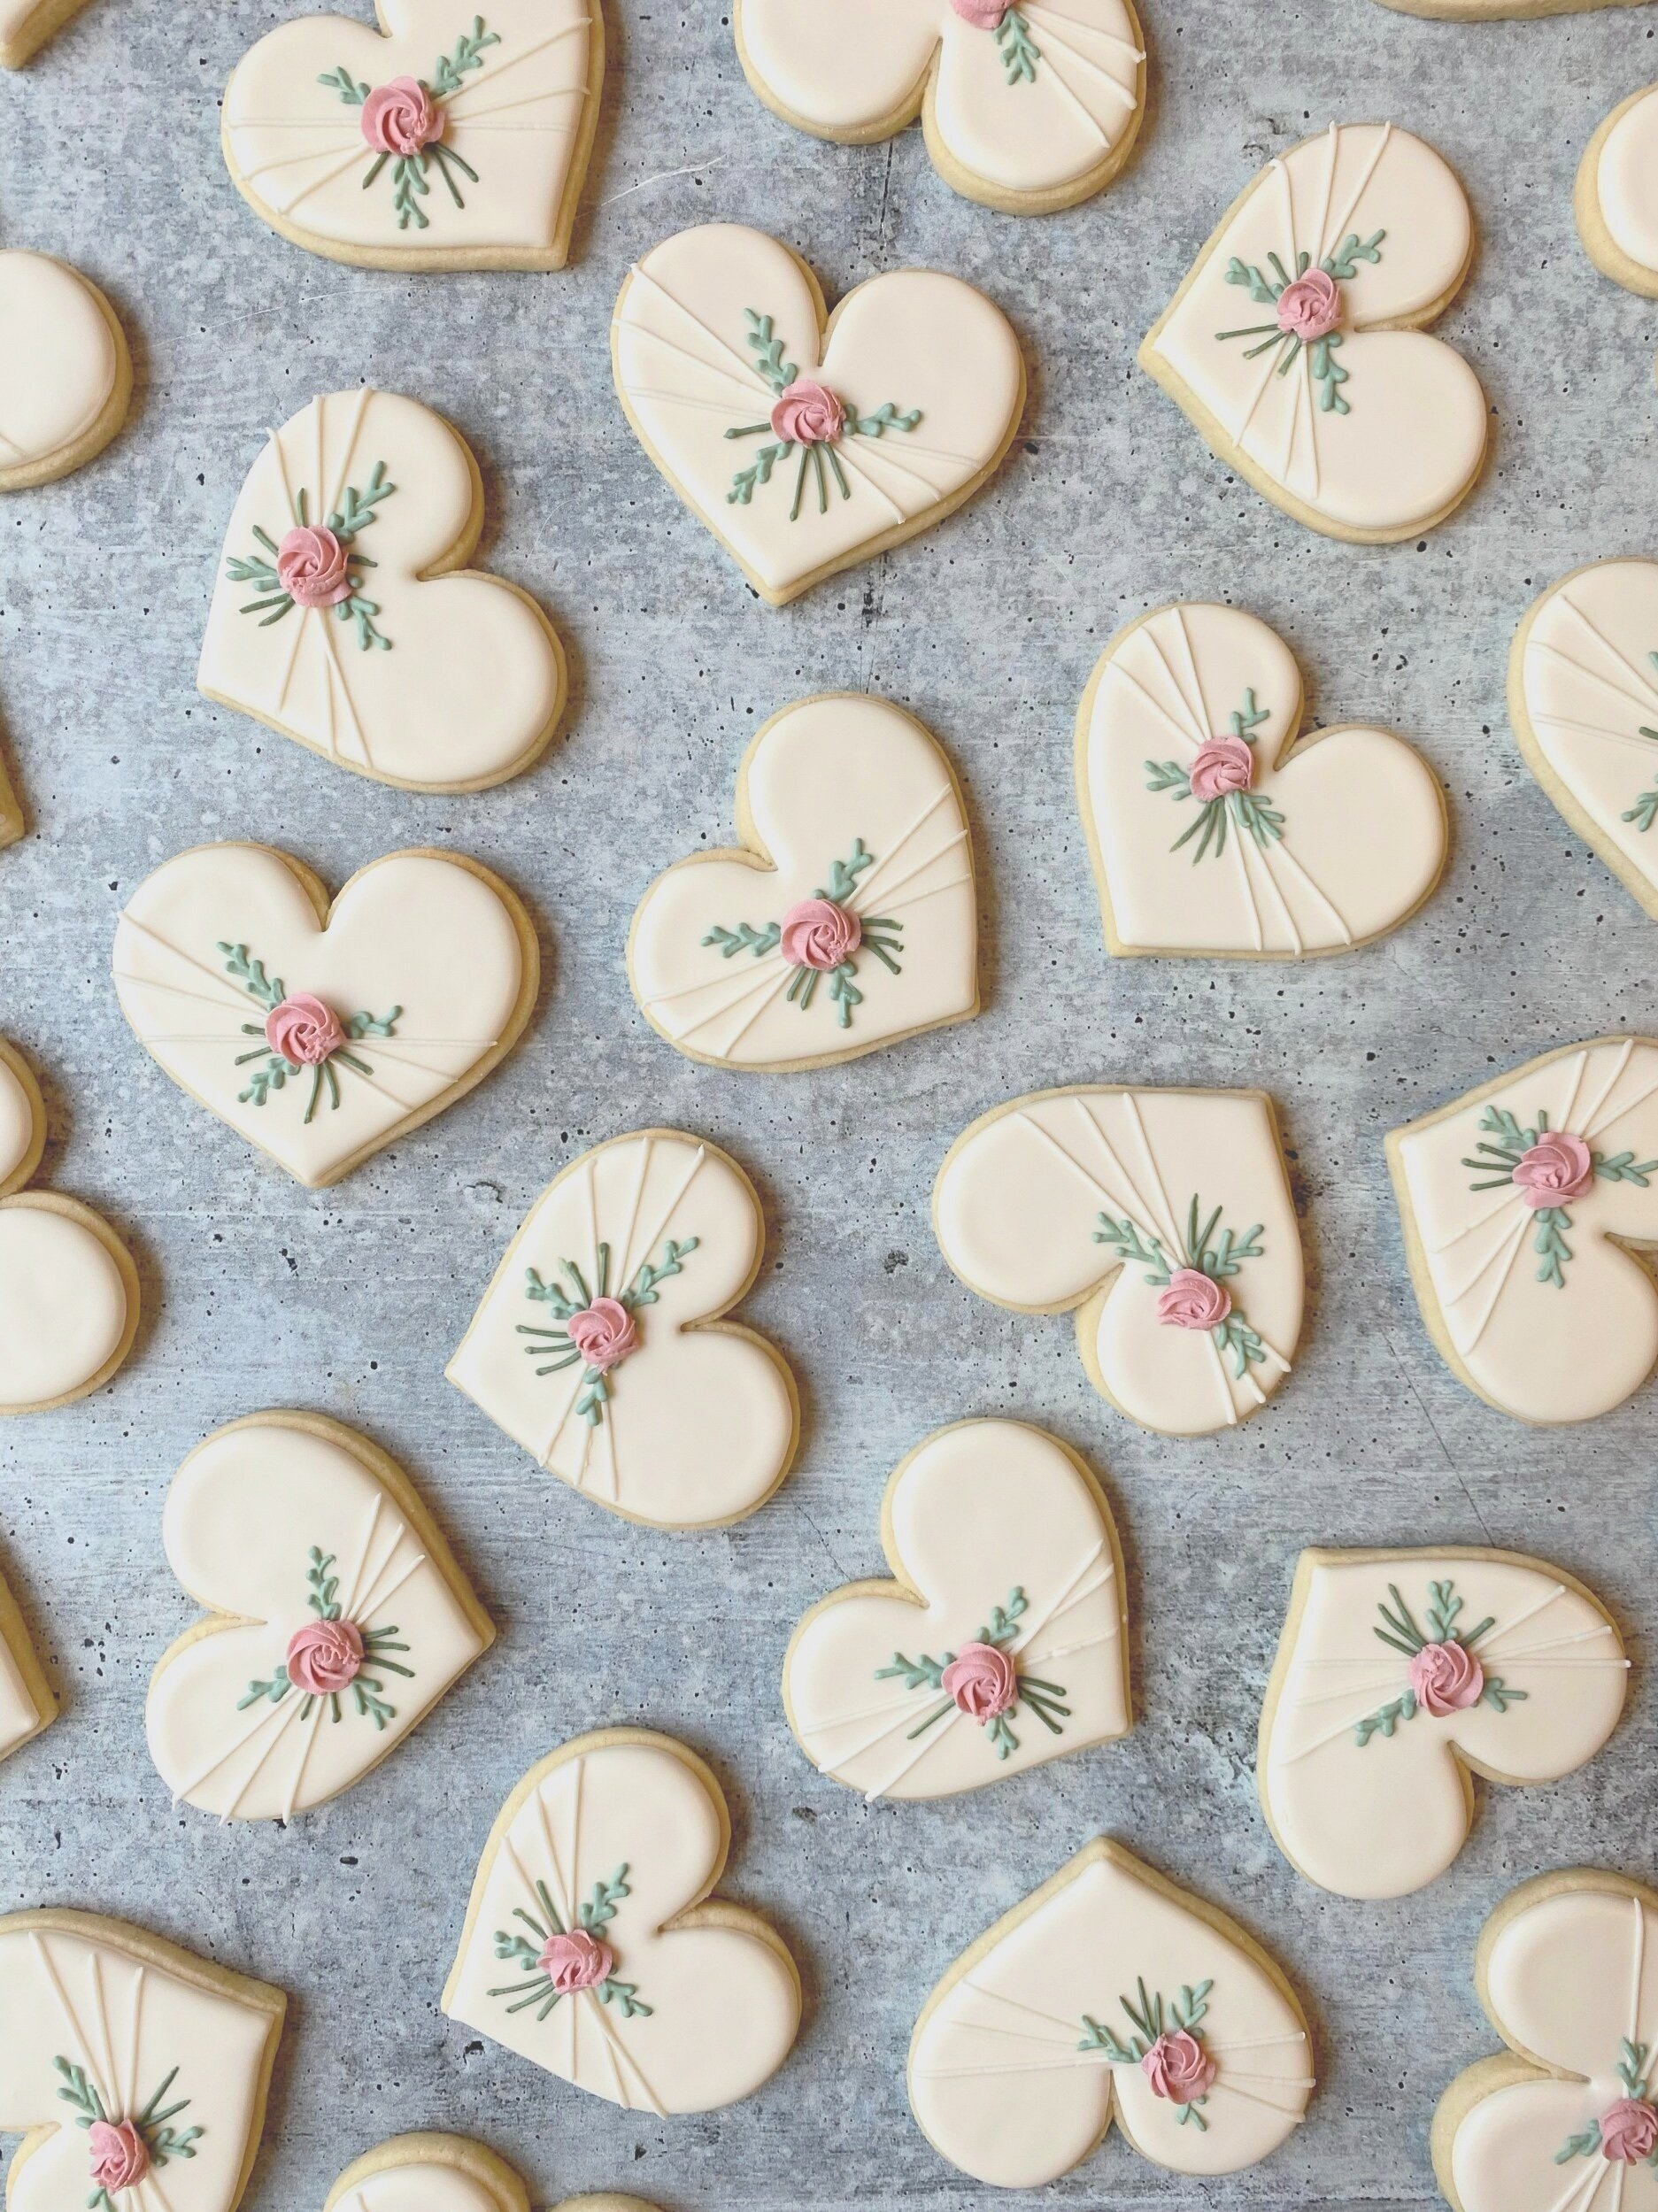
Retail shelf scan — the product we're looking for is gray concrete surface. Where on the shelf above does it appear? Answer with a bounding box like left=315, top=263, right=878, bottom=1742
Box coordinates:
left=2, top=1, right=1656, bottom=2206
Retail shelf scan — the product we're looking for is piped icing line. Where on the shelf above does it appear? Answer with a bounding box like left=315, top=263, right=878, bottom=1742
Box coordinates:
left=621, top=264, right=776, bottom=396
left=1014, top=8, right=1138, bottom=99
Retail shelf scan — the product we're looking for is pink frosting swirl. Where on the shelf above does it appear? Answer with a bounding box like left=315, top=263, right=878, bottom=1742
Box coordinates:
left=276, top=524, right=353, bottom=610
left=88, top=2123, right=149, bottom=2196
left=940, top=1641, right=1017, bottom=1722
left=538, top=1928, right=614, bottom=1993
left=265, top=992, right=346, bottom=1067
left=769, top=378, right=845, bottom=446
left=949, top=0, right=1010, bottom=21
left=1141, top=2030, right=1216, bottom=2106
left=360, top=75, right=445, bottom=158
left=567, top=1296, right=638, bottom=1375
left=1601, top=2099, right=1658, bottom=2163
left=286, top=1616, right=365, bottom=1697
left=1276, top=268, right=1342, bottom=343
left=1512, top=1130, right=1593, bottom=1210
left=1407, top=1638, right=1484, bottom=1717
left=1157, top=1267, right=1232, bottom=1332
left=780, top=898, right=861, bottom=971
left=1188, top=735, right=1255, bottom=804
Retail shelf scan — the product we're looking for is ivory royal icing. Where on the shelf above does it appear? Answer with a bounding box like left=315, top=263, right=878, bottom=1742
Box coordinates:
left=0, top=250, right=129, bottom=492
left=321, top=2134, right=655, bottom=2212
left=0, top=1554, right=54, bottom=1767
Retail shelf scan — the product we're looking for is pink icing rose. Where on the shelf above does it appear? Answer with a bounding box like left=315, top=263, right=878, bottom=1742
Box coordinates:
left=950, top=0, right=1010, bottom=22
left=1512, top=1130, right=1593, bottom=1211
left=87, top=2123, right=149, bottom=2196
left=360, top=75, right=444, bottom=158
left=1407, top=1638, right=1484, bottom=1717
left=286, top=1616, right=365, bottom=1697
left=1157, top=1267, right=1232, bottom=1332
left=1601, top=2099, right=1658, bottom=2163
left=538, top=1928, right=614, bottom=1993
left=567, top=1296, right=638, bottom=1375
left=940, top=1641, right=1017, bottom=1722
left=769, top=378, right=846, bottom=447
left=780, top=898, right=862, bottom=972
left=1188, top=735, right=1255, bottom=804
left=1276, top=268, right=1342, bottom=343
left=265, top=992, right=346, bottom=1067
left=275, top=524, right=353, bottom=609
left=1141, top=2030, right=1216, bottom=2106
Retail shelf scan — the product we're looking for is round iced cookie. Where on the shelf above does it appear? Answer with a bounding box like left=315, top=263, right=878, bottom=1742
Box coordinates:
left=1577, top=83, right=1658, bottom=302
left=628, top=693, right=978, bottom=1069
left=0, top=251, right=130, bottom=492
left=1377, top=0, right=1645, bottom=16
left=0, top=1908, right=284, bottom=2212
left=1076, top=602, right=1446, bottom=956
left=0, top=0, right=96, bottom=66
left=612, top=222, right=1025, bottom=607
left=447, top=1129, right=798, bottom=1529
left=324, top=2131, right=663, bottom=2212
left=221, top=0, right=605, bottom=273
left=734, top=0, right=1146, bottom=216
left=1140, top=123, right=1486, bottom=543
left=442, top=1729, right=802, bottom=2115
left=112, top=844, right=538, bottom=1190
left=1259, top=1549, right=1629, bottom=1900
left=0, top=1553, right=56, bottom=1768
left=1432, top=1870, right=1658, bottom=2212
left=908, top=1838, right=1315, bottom=2189
left=932, top=1083, right=1304, bottom=1436
left=1388, top=1036, right=1658, bottom=1424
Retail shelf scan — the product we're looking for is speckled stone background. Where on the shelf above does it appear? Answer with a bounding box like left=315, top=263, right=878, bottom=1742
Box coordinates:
left=2, top=1, right=1656, bottom=2207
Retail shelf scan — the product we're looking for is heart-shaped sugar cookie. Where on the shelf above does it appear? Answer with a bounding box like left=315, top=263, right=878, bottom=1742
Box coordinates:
left=908, top=1838, right=1315, bottom=2189
left=112, top=844, right=537, bottom=1188
left=222, top=0, right=604, bottom=272
left=325, top=2132, right=661, bottom=2212
left=628, top=693, right=977, bottom=1069
left=613, top=222, right=1024, bottom=606
left=197, top=389, right=566, bottom=792
left=1141, top=123, right=1487, bottom=542
left=1078, top=603, right=1446, bottom=955
left=783, top=1419, right=1129, bottom=1800
left=0, top=1552, right=55, bottom=1768
left=934, top=1084, right=1304, bottom=1436
left=147, top=1413, right=493, bottom=1823
left=0, top=250, right=130, bottom=491
left=442, top=1729, right=802, bottom=2115
left=1388, top=1037, right=1658, bottom=1423
left=0, top=0, right=95, bottom=66
left=1577, top=82, right=1658, bottom=302
left=447, top=1129, right=798, bottom=1528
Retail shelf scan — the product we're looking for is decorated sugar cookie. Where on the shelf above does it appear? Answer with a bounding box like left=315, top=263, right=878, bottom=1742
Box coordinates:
left=0, top=0, right=95, bottom=66
left=147, top=1413, right=493, bottom=1823
left=1389, top=1037, right=1658, bottom=1424
left=1260, top=1549, right=1628, bottom=1900
left=448, top=1129, right=798, bottom=1528
left=1077, top=602, right=1446, bottom=956
left=1140, top=123, right=1486, bottom=543
left=0, top=251, right=130, bottom=492
left=222, top=0, right=605, bottom=273
left=734, top=0, right=1146, bottom=216
left=783, top=1419, right=1130, bottom=1800
left=325, top=2133, right=659, bottom=2212
left=628, top=694, right=977, bottom=1069
left=1432, top=1870, right=1658, bottom=2212
left=1378, top=0, right=1641, bottom=16
left=612, top=223, right=1024, bottom=607
left=1577, top=85, right=1658, bottom=303
left=0, top=1908, right=284, bottom=2212
left=198, top=389, right=566, bottom=792
left=443, top=1729, right=802, bottom=2115
left=0, top=1553, right=56, bottom=1768
left=112, top=844, right=537, bottom=1189
left=908, top=1838, right=1315, bottom=2189
left=933, top=1084, right=1303, bottom=1436
left=0, top=1037, right=139, bottom=1415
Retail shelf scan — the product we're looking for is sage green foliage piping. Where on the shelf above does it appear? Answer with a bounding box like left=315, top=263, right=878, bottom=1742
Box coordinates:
left=1554, top=2041, right=1658, bottom=2165
left=1145, top=687, right=1284, bottom=863
left=1077, top=1979, right=1215, bottom=2129
left=487, top=1862, right=653, bottom=2022
left=1217, top=229, right=1384, bottom=414
left=55, top=2058, right=204, bottom=2210
left=235, top=1543, right=413, bottom=1729
left=994, top=8, right=1040, bottom=84
left=1353, top=1577, right=1525, bottom=1747
left=319, top=16, right=495, bottom=228
left=724, top=308, right=923, bottom=515
left=225, top=460, right=397, bottom=652
left=218, top=938, right=400, bottom=1122
left=1092, top=1191, right=1269, bottom=1379
left=518, top=1235, right=699, bottom=1426
left=1618, top=651, right=1658, bottom=830
left=1461, top=1101, right=1658, bottom=1289
left=875, top=1586, right=1070, bottom=1761
left=701, top=837, right=904, bottom=1031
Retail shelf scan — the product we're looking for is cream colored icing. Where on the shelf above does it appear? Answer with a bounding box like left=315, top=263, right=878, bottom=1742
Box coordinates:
left=1145, top=123, right=1486, bottom=536
left=630, top=694, right=976, bottom=1067
left=0, top=1203, right=128, bottom=1411
left=443, top=1734, right=801, bottom=2114
left=147, top=1420, right=490, bottom=1823
left=1595, top=86, right=1658, bottom=274
left=1082, top=603, right=1445, bottom=953
left=784, top=1419, right=1128, bottom=1799
left=335, top=2165, right=501, bottom=2212
left=223, top=0, right=598, bottom=263
left=933, top=1086, right=1303, bottom=1436
left=0, top=1915, right=281, bottom=2212
left=613, top=224, right=1022, bottom=604
left=1391, top=1038, right=1658, bottom=1423
left=0, top=1055, right=34, bottom=1187
left=112, top=845, right=528, bottom=1187
left=0, top=252, right=118, bottom=484
left=447, top=1130, right=795, bottom=1528
left=737, top=0, right=1144, bottom=203
left=0, top=1566, right=43, bottom=1765
left=1261, top=1552, right=1627, bottom=1900
left=197, top=389, right=562, bottom=790
left=909, top=1841, right=1313, bottom=2188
